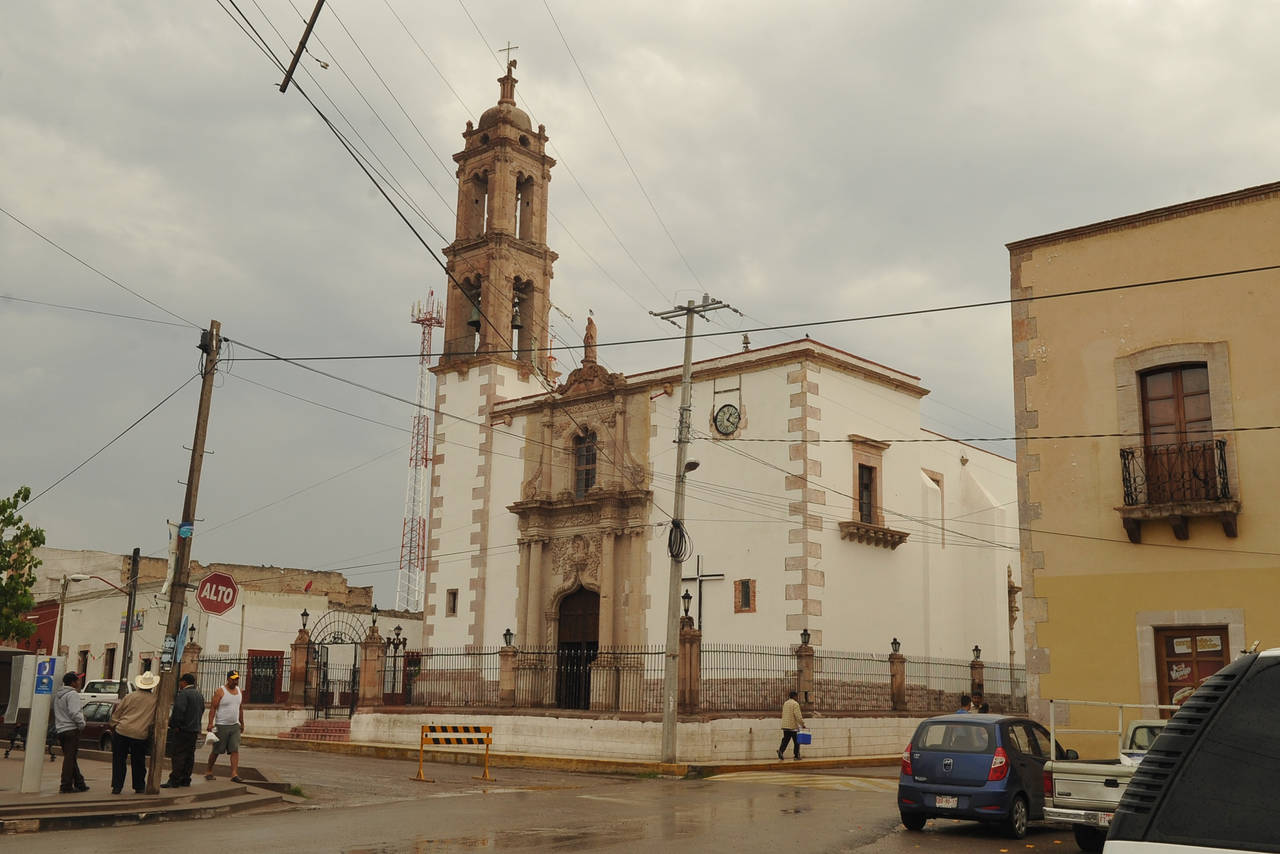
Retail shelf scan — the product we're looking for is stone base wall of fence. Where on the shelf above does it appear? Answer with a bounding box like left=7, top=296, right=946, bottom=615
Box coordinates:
left=322, top=709, right=924, bottom=763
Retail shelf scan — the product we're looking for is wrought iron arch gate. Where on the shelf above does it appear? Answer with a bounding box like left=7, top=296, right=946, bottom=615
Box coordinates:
left=305, top=610, right=367, bottom=719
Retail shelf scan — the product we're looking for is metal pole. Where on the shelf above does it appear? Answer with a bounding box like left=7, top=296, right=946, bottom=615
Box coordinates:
left=660, top=301, right=697, bottom=766
left=54, top=576, right=70, bottom=654
left=118, top=548, right=140, bottom=698
left=146, top=320, right=220, bottom=794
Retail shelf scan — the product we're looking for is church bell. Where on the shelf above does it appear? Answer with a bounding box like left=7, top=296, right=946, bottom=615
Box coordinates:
left=467, top=303, right=482, bottom=331
left=510, top=298, right=523, bottom=330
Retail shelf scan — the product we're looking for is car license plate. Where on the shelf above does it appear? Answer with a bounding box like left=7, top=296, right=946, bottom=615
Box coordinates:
left=936, top=795, right=958, bottom=809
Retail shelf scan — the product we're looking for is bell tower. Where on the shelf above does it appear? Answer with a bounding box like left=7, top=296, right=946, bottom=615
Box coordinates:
left=439, top=60, right=557, bottom=375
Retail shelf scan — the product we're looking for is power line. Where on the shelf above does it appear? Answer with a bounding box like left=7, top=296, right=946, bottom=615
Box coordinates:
left=0, top=295, right=191, bottom=328
left=542, top=0, right=705, bottom=299
left=25, top=373, right=200, bottom=507
left=0, top=204, right=201, bottom=329
left=222, top=261, right=1280, bottom=362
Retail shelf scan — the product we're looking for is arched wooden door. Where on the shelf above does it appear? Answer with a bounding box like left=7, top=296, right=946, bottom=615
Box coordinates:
left=556, top=587, right=599, bottom=709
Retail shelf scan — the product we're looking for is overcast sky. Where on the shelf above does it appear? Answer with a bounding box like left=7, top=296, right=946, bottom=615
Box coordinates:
left=3, top=1, right=1276, bottom=606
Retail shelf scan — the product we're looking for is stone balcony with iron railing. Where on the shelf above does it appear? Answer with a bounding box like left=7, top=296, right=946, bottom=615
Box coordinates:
left=1118, top=438, right=1240, bottom=543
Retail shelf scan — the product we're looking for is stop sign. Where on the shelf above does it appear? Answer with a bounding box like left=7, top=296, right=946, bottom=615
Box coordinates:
left=196, top=571, right=239, bottom=616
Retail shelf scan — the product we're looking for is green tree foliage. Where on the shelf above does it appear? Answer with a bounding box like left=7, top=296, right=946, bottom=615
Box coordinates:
left=1, top=486, right=46, bottom=641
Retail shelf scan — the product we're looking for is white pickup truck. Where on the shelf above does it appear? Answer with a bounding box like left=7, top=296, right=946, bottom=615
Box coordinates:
left=1043, top=701, right=1175, bottom=852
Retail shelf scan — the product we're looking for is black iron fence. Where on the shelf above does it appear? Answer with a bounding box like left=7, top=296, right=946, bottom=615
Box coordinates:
left=383, top=646, right=501, bottom=707
left=194, top=653, right=290, bottom=704
left=197, top=644, right=1025, bottom=716
left=982, top=660, right=1028, bottom=714
left=700, top=644, right=798, bottom=712
left=904, top=655, right=972, bottom=713
left=1120, top=438, right=1230, bottom=506
left=812, top=650, right=891, bottom=713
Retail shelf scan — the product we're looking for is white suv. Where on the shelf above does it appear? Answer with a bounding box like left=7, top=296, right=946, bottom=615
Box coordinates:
left=80, top=679, right=129, bottom=702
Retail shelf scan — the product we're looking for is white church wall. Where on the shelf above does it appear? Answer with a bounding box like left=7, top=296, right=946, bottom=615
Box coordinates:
left=425, top=371, right=490, bottom=649
left=483, top=406, right=529, bottom=647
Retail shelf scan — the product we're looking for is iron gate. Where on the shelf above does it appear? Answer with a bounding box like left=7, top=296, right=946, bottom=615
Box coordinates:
left=304, top=610, right=367, bottom=719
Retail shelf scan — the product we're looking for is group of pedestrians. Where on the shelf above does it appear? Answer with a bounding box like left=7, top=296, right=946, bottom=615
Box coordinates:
left=51, top=668, right=246, bottom=795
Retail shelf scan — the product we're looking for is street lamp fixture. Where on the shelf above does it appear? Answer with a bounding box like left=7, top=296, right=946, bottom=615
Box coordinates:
left=370, top=604, right=378, bottom=627
left=188, top=624, right=197, bottom=646
left=385, top=624, right=407, bottom=653
left=800, top=628, right=811, bottom=646
left=502, top=627, right=514, bottom=648
left=681, top=589, right=692, bottom=618
left=300, top=609, right=309, bottom=630
left=972, top=644, right=982, bottom=661
left=891, top=637, right=901, bottom=654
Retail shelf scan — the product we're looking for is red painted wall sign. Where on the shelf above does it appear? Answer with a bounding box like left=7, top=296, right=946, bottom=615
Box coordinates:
left=196, top=571, right=239, bottom=616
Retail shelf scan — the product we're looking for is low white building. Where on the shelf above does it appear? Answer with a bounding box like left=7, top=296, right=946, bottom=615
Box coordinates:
left=20, top=548, right=420, bottom=700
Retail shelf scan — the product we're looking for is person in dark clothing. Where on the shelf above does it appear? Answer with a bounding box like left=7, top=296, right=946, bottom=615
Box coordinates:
left=53, top=672, right=89, bottom=793
left=162, top=673, right=205, bottom=788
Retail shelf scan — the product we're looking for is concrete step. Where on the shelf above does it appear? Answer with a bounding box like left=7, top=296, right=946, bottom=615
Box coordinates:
left=0, top=784, right=249, bottom=819
left=0, top=787, right=284, bottom=834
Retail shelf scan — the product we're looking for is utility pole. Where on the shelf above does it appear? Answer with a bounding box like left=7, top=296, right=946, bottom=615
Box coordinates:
left=279, top=0, right=326, bottom=94
left=118, top=548, right=140, bottom=699
left=146, top=320, right=220, bottom=794
left=651, top=294, right=734, bottom=765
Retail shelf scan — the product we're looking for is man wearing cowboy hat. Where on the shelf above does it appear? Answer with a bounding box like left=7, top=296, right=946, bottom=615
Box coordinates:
left=108, top=670, right=160, bottom=794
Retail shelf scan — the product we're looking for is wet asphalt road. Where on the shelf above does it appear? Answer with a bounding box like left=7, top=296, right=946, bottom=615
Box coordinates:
left=13, top=748, right=1085, bottom=853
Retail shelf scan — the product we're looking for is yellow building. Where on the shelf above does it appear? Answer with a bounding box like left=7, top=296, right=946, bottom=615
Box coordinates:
left=1008, top=182, right=1280, bottom=734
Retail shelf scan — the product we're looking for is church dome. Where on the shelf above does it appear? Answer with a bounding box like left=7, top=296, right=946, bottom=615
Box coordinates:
left=477, top=103, right=532, bottom=132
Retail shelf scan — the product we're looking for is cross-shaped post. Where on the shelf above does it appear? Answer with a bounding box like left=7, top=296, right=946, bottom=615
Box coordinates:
left=499, top=41, right=519, bottom=69
left=680, top=555, right=725, bottom=631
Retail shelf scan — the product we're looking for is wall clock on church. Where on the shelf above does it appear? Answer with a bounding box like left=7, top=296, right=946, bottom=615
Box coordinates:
left=713, top=403, right=741, bottom=436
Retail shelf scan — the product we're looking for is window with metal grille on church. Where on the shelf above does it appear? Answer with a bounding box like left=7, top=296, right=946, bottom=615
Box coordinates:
left=574, top=432, right=597, bottom=496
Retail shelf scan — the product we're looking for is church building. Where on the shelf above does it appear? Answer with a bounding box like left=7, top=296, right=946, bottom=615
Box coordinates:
left=422, top=64, right=1018, bottom=688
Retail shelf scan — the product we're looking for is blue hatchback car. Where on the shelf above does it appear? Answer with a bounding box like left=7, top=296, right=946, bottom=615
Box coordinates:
left=898, top=713, right=1075, bottom=839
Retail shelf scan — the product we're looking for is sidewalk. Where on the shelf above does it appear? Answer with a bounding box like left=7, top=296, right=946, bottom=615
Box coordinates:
left=0, top=750, right=286, bottom=833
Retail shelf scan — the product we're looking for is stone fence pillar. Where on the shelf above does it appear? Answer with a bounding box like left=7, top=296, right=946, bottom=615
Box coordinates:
left=970, top=652, right=985, bottom=701
left=498, top=645, right=517, bottom=708
left=678, top=617, right=701, bottom=713
left=358, top=628, right=384, bottom=709
left=796, top=642, right=815, bottom=706
left=889, top=650, right=906, bottom=711
left=180, top=640, right=202, bottom=678
left=288, top=629, right=310, bottom=706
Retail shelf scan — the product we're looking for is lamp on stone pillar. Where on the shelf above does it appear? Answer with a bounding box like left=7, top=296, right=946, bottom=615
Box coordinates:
left=371, top=604, right=379, bottom=628
left=188, top=623, right=196, bottom=647
left=681, top=589, right=692, bottom=618
left=889, top=637, right=906, bottom=711
left=503, top=627, right=515, bottom=648
left=300, top=609, right=309, bottom=630
left=972, top=644, right=981, bottom=661
left=799, top=627, right=811, bottom=647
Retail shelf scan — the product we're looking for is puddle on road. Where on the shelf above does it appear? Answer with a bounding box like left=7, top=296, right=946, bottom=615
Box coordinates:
left=346, top=810, right=710, bottom=852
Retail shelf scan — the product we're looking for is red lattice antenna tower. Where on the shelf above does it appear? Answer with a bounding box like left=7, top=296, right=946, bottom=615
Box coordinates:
left=397, top=291, right=444, bottom=611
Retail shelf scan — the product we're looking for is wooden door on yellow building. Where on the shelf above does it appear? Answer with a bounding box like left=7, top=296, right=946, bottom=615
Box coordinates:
left=1155, top=625, right=1229, bottom=714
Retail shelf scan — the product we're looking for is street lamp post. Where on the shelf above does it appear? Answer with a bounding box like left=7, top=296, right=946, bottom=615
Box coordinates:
left=54, top=573, right=90, bottom=655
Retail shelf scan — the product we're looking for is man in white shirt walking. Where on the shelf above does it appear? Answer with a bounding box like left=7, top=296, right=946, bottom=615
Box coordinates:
left=777, top=690, right=806, bottom=760
left=205, top=670, right=245, bottom=783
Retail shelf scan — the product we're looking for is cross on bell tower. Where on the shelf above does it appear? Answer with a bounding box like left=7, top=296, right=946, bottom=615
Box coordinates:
left=439, top=61, right=557, bottom=375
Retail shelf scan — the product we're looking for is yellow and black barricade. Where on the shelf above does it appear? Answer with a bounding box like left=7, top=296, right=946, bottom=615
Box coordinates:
left=413, top=724, right=494, bottom=782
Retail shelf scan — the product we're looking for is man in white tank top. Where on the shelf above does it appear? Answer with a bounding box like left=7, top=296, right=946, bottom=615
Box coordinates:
left=204, top=670, right=245, bottom=782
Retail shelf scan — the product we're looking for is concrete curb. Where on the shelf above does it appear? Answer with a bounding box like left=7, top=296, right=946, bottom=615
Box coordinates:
left=241, top=734, right=898, bottom=778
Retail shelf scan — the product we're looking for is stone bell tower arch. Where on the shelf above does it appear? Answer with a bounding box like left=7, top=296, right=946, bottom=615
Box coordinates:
left=438, top=59, right=557, bottom=375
